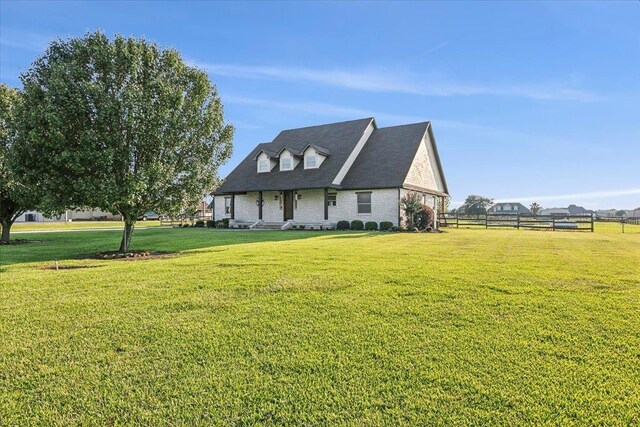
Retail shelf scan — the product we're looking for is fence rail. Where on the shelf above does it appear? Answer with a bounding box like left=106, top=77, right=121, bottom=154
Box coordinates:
left=439, top=213, right=640, bottom=234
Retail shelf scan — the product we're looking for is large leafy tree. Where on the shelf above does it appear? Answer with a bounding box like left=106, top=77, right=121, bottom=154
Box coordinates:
left=14, top=32, right=233, bottom=252
left=458, top=194, right=493, bottom=215
left=0, top=84, right=36, bottom=243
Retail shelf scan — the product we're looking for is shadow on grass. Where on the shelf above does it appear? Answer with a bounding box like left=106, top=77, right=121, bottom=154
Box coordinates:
left=0, top=228, right=375, bottom=267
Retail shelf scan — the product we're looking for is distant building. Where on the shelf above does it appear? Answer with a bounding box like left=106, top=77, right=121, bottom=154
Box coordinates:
left=567, top=204, right=594, bottom=215
left=596, top=209, right=618, bottom=218
left=541, top=207, right=570, bottom=216
left=15, top=209, right=122, bottom=222
left=487, top=202, right=532, bottom=215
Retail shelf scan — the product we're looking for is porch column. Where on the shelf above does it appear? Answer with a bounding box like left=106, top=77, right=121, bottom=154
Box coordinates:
left=324, top=188, right=329, bottom=221
left=230, top=194, right=235, bottom=220
left=258, top=191, right=263, bottom=220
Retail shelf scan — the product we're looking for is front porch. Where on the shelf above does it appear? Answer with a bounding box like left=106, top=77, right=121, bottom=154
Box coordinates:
left=215, top=188, right=334, bottom=225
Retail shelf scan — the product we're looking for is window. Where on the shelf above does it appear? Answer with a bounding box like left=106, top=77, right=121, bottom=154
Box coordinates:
left=357, top=192, right=371, bottom=214
left=327, top=194, right=337, bottom=207
left=224, top=197, right=231, bottom=215
left=305, top=155, right=317, bottom=169
left=281, top=157, right=292, bottom=170
left=258, top=159, right=268, bottom=173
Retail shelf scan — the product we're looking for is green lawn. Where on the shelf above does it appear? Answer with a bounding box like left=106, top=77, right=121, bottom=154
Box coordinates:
left=1, top=228, right=639, bottom=425
left=10, top=220, right=162, bottom=232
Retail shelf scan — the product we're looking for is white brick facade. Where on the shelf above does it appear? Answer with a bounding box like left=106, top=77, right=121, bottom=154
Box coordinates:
left=214, top=188, right=403, bottom=226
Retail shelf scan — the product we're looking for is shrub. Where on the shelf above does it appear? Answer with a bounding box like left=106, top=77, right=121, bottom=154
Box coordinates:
left=380, top=221, right=393, bottom=231
left=365, top=221, right=378, bottom=231
left=415, top=204, right=435, bottom=231
left=400, top=191, right=423, bottom=229
left=390, top=226, right=402, bottom=232
left=350, top=220, right=364, bottom=230
left=206, top=220, right=215, bottom=228
left=336, top=220, right=350, bottom=230
left=195, top=220, right=205, bottom=227
left=215, top=218, right=230, bottom=229
left=299, top=225, right=305, bottom=230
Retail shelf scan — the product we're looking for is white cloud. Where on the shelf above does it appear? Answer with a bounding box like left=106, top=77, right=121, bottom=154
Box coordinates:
left=222, top=94, right=427, bottom=124
left=0, top=29, right=53, bottom=53
left=193, top=61, right=598, bottom=102
left=495, top=188, right=640, bottom=203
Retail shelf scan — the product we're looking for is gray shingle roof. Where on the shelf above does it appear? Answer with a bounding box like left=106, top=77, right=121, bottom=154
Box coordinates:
left=215, top=117, right=448, bottom=195
left=340, top=122, right=430, bottom=190
left=216, top=118, right=374, bottom=193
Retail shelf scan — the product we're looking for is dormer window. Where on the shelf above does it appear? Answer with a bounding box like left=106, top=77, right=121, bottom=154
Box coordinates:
left=258, top=159, right=269, bottom=173
left=302, top=144, right=329, bottom=170
left=281, top=157, right=292, bottom=171
left=305, top=155, right=317, bottom=169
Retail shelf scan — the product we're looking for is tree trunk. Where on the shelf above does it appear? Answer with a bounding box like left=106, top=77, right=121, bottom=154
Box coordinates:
left=1, top=220, right=11, bottom=243
left=118, top=219, right=136, bottom=253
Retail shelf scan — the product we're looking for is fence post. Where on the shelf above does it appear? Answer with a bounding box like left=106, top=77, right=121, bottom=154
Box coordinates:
left=591, top=214, right=594, bottom=233
left=485, top=213, right=488, bottom=229
left=621, top=217, right=624, bottom=234
left=517, top=213, right=520, bottom=230
left=552, top=216, right=556, bottom=231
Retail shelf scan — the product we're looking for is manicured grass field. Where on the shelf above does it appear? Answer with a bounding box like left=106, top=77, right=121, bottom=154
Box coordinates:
left=1, top=228, right=639, bottom=425
left=11, top=220, right=162, bottom=232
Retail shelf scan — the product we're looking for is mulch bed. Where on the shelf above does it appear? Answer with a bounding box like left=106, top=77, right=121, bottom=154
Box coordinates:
left=90, top=250, right=176, bottom=260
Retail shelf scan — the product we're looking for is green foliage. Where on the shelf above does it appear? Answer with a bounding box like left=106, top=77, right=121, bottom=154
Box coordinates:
left=194, top=220, right=205, bottom=228
left=336, top=220, right=350, bottom=230
left=379, top=221, right=393, bottom=231
left=0, top=84, right=37, bottom=242
left=400, top=191, right=423, bottom=229
left=1, top=228, right=638, bottom=424
left=13, top=32, right=233, bottom=251
left=350, top=220, right=364, bottom=230
left=215, top=218, right=229, bottom=229
left=365, top=221, right=378, bottom=231
left=458, top=195, right=493, bottom=215
left=530, top=202, right=542, bottom=215
left=415, top=204, right=435, bottom=231
left=206, top=220, right=215, bottom=228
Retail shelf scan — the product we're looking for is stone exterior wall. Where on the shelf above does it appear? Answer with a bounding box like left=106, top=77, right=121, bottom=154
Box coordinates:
left=404, top=132, right=445, bottom=193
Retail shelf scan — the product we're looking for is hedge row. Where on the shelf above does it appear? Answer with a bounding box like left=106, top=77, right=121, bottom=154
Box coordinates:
left=335, top=220, right=395, bottom=231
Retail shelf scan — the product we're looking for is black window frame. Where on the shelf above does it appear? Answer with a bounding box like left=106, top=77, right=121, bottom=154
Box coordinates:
left=224, top=197, right=231, bottom=215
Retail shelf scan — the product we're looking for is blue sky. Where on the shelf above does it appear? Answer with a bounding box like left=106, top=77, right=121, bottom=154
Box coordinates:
left=2, top=1, right=639, bottom=209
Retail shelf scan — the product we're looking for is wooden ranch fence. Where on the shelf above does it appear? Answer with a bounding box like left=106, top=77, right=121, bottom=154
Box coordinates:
left=440, top=213, right=639, bottom=234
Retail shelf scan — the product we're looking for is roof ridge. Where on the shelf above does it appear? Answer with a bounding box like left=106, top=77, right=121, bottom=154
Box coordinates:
left=278, top=117, right=373, bottom=133
left=377, top=121, right=430, bottom=130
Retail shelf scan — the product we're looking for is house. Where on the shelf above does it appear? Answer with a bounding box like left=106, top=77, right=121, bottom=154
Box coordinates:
left=15, top=209, right=121, bottom=222
left=213, top=117, right=448, bottom=229
left=567, top=204, right=593, bottom=215
left=541, top=207, right=571, bottom=216
left=487, top=202, right=531, bottom=215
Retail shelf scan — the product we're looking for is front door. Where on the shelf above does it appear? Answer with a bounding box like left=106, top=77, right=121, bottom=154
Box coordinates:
left=283, top=190, right=294, bottom=220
